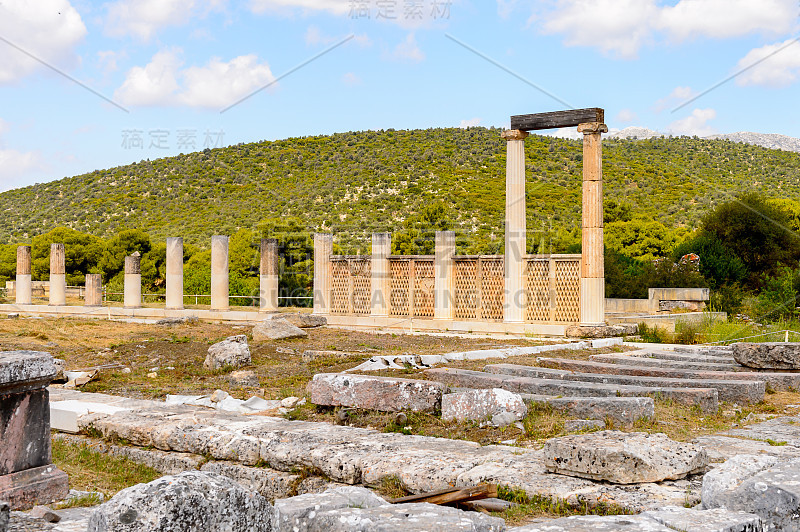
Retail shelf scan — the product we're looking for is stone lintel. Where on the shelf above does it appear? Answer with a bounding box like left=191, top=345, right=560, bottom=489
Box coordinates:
left=577, top=122, right=609, bottom=135
left=501, top=129, right=529, bottom=141
left=0, top=351, right=56, bottom=388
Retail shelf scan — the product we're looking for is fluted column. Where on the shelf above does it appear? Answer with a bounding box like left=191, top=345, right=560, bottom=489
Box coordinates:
left=434, top=231, right=455, bottom=320
left=313, top=234, right=333, bottom=315
left=370, top=233, right=391, bottom=317
left=85, top=274, right=102, bottom=307
left=502, top=129, right=528, bottom=323
left=211, top=235, right=229, bottom=311
left=578, top=122, right=608, bottom=326
left=15, top=245, right=31, bottom=305
left=165, top=238, right=183, bottom=310
left=49, top=243, right=66, bottom=306
left=259, top=238, right=279, bottom=312
left=124, top=252, right=142, bottom=309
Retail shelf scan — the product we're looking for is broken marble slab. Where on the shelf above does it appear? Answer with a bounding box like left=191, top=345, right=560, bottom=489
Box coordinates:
left=164, top=392, right=282, bottom=414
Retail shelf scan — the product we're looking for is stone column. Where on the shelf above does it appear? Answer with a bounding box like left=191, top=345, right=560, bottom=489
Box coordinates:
left=259, top=239, right=279, bottom=312
left=49, top=243, right=66, bottom=306
left=434, top=231, right=455, bottom=320
left=502, top=129, right=528, bottom=323
left=370, top=233, right=391, bottom=317
left=15, top=246, right=31, bottom=305
left=165, top=238, right=183, bottom=310
left=578, top=122, right=609, bottom=326
left=211, top=235, right=229, bottom=312
left=84, top=274, right=102, bottom=307
left=0, top=352, right=69, bottom=509
left=124, top=252, right=142, bottom=309
left=313, top=234, right=333, bottom=315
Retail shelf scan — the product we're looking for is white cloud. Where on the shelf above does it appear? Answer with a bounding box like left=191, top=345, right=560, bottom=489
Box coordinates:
left=0, top=119, right=46, bottom=191
left=734, top=39, right=800, bottom=88
left=342, top=72, right=362, bottom=86
left=114, top=49, right=276, bottom=108
left=459, top=118, right=482, bottom=128
left=104, top=0, right=224, bottom=41
left=0, top=0, right=86, bottom=84
left=249, top=0, right=350, bottom=15
left=545, top=127, right=582, bottom=140
left=533, top=0, right=799, bottom=59
left=615, top=109, right=637, bottom=123
left=392, top=33, right=425, bottom=62
left=668, top=108, right=717, bottom=136
left=653, top=86, right=698, bottom=112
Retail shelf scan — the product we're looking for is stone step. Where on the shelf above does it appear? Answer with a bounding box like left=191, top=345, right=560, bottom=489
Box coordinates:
left=540, top=357, right=800, bottom=392
left=424, top=368, right=718, bottom=413
left=485, top=364, right=764, bottom=404
left=674, top=346, right=734, bottom=357
left=309, top=373, right=446, bottom=412
left=592, top=353, right=743, bottom=371
left=633, top=349, right=737, bottom=364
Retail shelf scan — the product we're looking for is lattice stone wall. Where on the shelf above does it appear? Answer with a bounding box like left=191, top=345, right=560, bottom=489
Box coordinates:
left=524, top=255, right=581, bottom=323
left=388, top=257, right=435, bottom=318
left=329, top=257, right=371, bottom=315
left=454, top=257, right=505, bottom=321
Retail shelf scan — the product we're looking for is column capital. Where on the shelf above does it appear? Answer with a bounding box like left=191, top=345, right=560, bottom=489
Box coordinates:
left=501, top=129, right=529, bottom=141
left=577, top=122, right=608, bottom=135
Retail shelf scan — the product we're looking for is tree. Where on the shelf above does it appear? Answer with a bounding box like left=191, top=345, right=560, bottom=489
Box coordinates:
left=672, top=233, right=747, bottom=289
left=31, top=227, right=103, bottom=285
left=97, top=229, right=152, bottom=282
left=391, top=202, right=452, bottom=255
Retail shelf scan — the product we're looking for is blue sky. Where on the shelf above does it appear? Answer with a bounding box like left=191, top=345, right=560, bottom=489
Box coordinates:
left=0, top=0, right=798, bottom=191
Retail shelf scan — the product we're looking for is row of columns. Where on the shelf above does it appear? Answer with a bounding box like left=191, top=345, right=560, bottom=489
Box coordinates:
left=14, top=238, right=281, bottom=312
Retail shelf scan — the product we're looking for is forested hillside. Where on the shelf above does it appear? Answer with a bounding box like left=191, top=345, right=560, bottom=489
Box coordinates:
left=2, top=128, right=800, bottom=254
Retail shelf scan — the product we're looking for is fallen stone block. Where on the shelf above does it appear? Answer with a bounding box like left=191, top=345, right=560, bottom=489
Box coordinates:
left=641, top=505, right=763, bottom=532
left=204, top=335, right=251, bottom=370
left=701, top=456, right=800, bottom=531
left=227, top=370, right=259, bottom=387
left=702, top=454, right=779, bottom=509
left=309, top=373, right=446, bottom=412
left=253, top=319, right=308, bottom=341
left=306, top=502, right=505, bottom=532
left=425, top=368, right=719, bottom=413
left=302, top=350, right=363, bottom=363
left=590, top=353, right=741, bottom=372
left=50, top=400, right=130, bottom=434
left=522, top=395, right=654, bottom=426
left=566, top=324, right=637, bottom=338
left=720, top=415, right=800, bottom=446
left=267, top=313, right=326, bottom=328
left=273, top=486, right=386, bottom=531
left=442, top=388, right=527, bottom=426
left=155, top=316, right=198, bottom=326
left=693, top=435, right=800, bottom=463
left=87, top=471, right=274, bottom=532
left=733, top=342, right=800, bottom=369
left=487, top=363, right=765, bottom=404
left=510, top=514, right=671, bottom=531
left=543, top=431, right=708, bottom=484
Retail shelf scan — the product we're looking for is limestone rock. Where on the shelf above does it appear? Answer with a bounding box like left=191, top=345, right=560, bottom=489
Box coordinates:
left=702, top=454, right=779, bottom=509
left=0, top=501, right=8, bottom=532
left=156, top=317, right=198, bottom=326
left=52, top=359, right=66, bottom=382
left=732, top=342, right=800, bottom=369
left=566, top=324, right=637, bottom=339
left=503, top=514, right=669, bottom=531
left=227, top=370, right=259, bottom=387
left=268, top=313, right=326, bottom=328
left=309, top=373, right=446, bottom=413
left=252, top=319, right=307, bottom=342
left=641, top=506, right=763, bottom=532
left=442, top=388, right=527, bottom=426
left=308, top=502, right=505, bottom=532
left=86, top=471, right=273, bottom=532
left=204, top=336, right=251, bottom=371
left=0, top=351, right=56, bottom=384
left=273, top=486, right=386, bottom=531
left=29, top=505, right=60, bottom=523
left=543, top=430, right=709, bottom=484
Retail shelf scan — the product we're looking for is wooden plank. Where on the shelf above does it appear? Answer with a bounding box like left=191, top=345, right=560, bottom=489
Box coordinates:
left=511, top=108, right=603, bottom=131
left=388, top=484, right=497, bottom=505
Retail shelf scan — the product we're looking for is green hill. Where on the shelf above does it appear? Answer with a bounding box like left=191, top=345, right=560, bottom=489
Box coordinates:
left=2, top=127, right=800, bottom=253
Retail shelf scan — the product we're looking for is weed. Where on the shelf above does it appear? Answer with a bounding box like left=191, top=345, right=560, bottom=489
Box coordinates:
left=377, top=475, right=410, bottom=499
left=53, top=492, right=104, bottom=509
left=766, top=439, right=787, bottom=446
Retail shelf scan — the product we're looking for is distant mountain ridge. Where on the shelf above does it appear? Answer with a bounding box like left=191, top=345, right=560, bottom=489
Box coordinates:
left=611, top=127, right=800, bottom=154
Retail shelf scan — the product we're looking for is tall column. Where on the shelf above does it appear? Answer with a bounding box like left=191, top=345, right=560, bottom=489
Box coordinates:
left=502, top=129, right=528, bottom=323
left=49, top=243, right=66, bottom=306
left=211, top=235, right=229, bottom=312
left=85, top=274, right=102, bottom=307
left=371, top=233, right=391, bottom=317
left=15, top=246, right=31, bottom=305
left=434, top=230, right=455, bottom=320
left=165, top=237, right=184, bottom=310
left=578, top=122, right=608, bottom=326
left=313, top=234, right=333, bottom=315
left=124, top=252, right=142, bottom=309
left=259, top=238, right=279, bottom=312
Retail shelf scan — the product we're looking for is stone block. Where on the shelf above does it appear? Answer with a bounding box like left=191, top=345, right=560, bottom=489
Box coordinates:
left=50, top=400, right=130, bottom=434
left=268, top=313, right=326, bottom=328
left=642, top=506, right=763, bottom=532
left=227, top=370, right=259, bottom=387
left=732, top=342, right=800, bottom=369
left=536, top=396, right=654, bottom=427
left=204, top=335, right=251, bottom=371
left=306, top=502, right=505, bottom=532
left=543, top=431, right=709, bottom=484
left=442, top=388, right=527, bottom=426
left=0, top=465, right=68, bottom=511
left=566, top=324, right=636, bottom=338
left=273, top=486, right=386, bottom=530
left=510, top=514, right=671, bottom=531
left=702, top=454, right=779, bottom=509
left=30, top=505, right=61, bottom=523
left=309, top=373, right=445, bottom=413
left=252, top=319, right=307, bottom=341
left=87, top=471, right=274, bottom=532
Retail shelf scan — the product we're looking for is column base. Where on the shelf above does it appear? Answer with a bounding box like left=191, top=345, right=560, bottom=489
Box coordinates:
left=0, top=464, right=69, bottom=510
